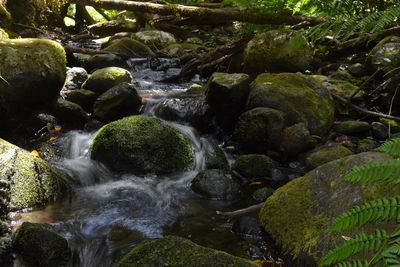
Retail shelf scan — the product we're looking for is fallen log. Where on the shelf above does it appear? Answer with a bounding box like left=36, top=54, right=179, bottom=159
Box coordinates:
left=67, top=0, right=323, bottom=26
left=216, top=202, right=264, bottom=218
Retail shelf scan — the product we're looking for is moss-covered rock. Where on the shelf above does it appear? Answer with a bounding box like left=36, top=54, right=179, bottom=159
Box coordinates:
left=102, top=37, right=155, bottom=57
left=163, top=43, right=208, bottom=58
left=0, top=28, right=8, bottom=40
left=13, top=222, right=71, bottom=267
left=333, top=120, right=371, bottom=134
left=247, top=73, right=334, bottom=136
left=305, top=144, right=353, bottom=169
left=280, top=123, right=312, bottom=157
left=91, top=115, right=193, bottom=174
left=114, top=236, right=257, bottom=267
left=233, top=107, right=286, bottom=152
left=203, top=140, right=229, bottom=170
left=63, top=89, right=97, bottom=111
left=0, top=138, right=71, bottom=210
left=232, top=154, right=272, bottom=179
left=259, top=152, right=396, bottom=263
left=243, top=30, right=314, bottom=74
left=53, top=98, right=89, bottom=126
left=0, top=38, right=66, bottom=110
left=134, top=30, right=176, bottom=50
left=252, top=187, right=275, bottom=202
left=82, top=67, right=133, bottom=95
left=311, top=75, right=364, bottom=100
left=205, top=72, right=251, bottom=130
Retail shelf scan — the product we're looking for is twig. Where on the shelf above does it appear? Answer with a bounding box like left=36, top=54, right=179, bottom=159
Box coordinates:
left=332, top=93, right=400, bottom=122
left=349, top=68, right=382, bottom=100
left=216, top=202, right=264, bottom=218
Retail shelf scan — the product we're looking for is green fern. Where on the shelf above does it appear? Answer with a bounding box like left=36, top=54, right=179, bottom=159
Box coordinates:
left=343, top=161, right=400, bottom=184
left=377, top=138, right=400, bottom=158
left=335, top=260, right=369, bottom=267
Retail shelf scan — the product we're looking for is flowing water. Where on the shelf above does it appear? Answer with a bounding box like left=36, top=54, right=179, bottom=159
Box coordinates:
left=12, top=58, right=259, bottom=266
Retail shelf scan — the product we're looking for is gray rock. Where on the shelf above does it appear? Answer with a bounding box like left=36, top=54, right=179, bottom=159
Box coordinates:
left=371, top=121, right=388, bottom=140
left=305, top=144, right=353, bottom=169
left=63, top=67, right=88, bottom=90
left=280, top=123, right=311, bottom=158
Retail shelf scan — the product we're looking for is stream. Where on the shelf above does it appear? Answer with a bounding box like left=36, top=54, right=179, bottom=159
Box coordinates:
left=12, top=58, right=263, bottom=267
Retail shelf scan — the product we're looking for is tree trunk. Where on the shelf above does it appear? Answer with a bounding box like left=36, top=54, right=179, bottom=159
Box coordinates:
left=67, top=0, right=323, bottom=26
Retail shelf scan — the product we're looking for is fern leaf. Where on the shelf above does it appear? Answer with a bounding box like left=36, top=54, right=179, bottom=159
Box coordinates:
left=330, top=197, right=400, bottom=232
left=377, top=138, right=400, bottom=157
left=343, top=161, right=400, bottom=184
left=371, top=228, right=400, bottom=266
left=319, top=230, right=389, bottom=266
left=335, top=259, right=369, bottom=267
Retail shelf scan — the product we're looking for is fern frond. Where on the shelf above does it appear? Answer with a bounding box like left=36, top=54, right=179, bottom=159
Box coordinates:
left=319, top=230, right=389, bottom=266
left=335, top=259, right=369, bottom=267
left=343, top=161, right=400, bottom=184
left=371, top=228, right=400, bottom=266
left=377, top=138, right=400, bottom=158
left=330, top=197, right=400, bottom=232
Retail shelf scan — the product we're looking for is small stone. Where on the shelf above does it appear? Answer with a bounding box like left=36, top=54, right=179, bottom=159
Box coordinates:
left=252, top=187, right=275, bottom=202
left=306, top=144, right=353, bottom=169
left=280, top=123, right=311, bottom=157
left=371, top=122, right=388, bottom=140
left=82, top=67, right=133, bottom=95
left=232, top=216, right=263, bottom=239
left=232, top=154, right=272, bottom=179
left=333, top=120, right=370, bottom=134
left=348, top=63, right=367, bottom=77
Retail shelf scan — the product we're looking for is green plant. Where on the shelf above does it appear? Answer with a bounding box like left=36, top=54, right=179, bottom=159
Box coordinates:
left=319, top=137, right=400, bottom=267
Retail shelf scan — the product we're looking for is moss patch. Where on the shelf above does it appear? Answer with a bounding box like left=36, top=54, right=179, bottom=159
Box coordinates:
left=232, top=154, right=272, bottom=178
left=82, top=67, right=132, bottom=95
left=103, top=37, right=155, bottom=57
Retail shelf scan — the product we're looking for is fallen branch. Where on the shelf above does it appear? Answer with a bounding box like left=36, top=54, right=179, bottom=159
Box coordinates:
left=332, top=93, right=400, bottom=122
left=216, top=202, right=264, bottom=218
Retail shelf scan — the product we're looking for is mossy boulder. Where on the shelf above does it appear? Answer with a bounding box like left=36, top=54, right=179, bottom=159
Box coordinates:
left=102, top=37, right=155, bottom=57
left=259, top=152, right=397, bottom=263
left=114, top=236, right=256, bottom=267
left=247, top=73, right=334, bottom=136
left=311, top=75, right=364, bottom=100
left=233, top=107, right=286, bottom=152
left=93, top=82, right=142, bottom=122
left=333, top=120, right=371, bottom=134
left=367, top=36, right=400, bottom=73
left=205, top=72, right=251, bottom=130
left=243, top=30, right=314, bottom=74
left=0, top=38, right=66, bottom=110
left=305, top=144, right=353, bottom=169
left=91, top=115, right=193, bottom=174
left=134, top=30, right=176, bottom=50
left=0, top=138, right=71, bottom=210
left=82, top=67, right=133, bottom=95
left=13, top=222, right=71, bottom=267
left=232, top=154, right=272, bottom=179
left=203, top=139, right=229, bottom=170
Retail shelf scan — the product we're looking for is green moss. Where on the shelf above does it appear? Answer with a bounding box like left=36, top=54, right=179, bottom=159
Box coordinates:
left=0, top=28, right=8, bottom=40
left=247, top=73, right=334, bottom=136
left=306, top=145, right=353, bottom=169
left=82, top=67, right=132, bottom=95
left=232, top=154, right=272, bottom=178
left=134, top=30, right=176, bottom=50
left=333, top=121, right=371, bottom=134
left=13, top=222, right=71, bottom=267
left=114, top=236, right=257, bottom=267
left=91, top=115, right=194, bottom=174
left=259, top=177, right=327, bottom=256
left=103, top=37, right=155, bottom=57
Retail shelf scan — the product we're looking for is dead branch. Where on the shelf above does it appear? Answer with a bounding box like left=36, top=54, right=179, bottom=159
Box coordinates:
left=216, top=202, right=265, bottom=218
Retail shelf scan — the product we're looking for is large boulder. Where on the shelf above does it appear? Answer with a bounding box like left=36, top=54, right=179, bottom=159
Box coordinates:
left=0, top=138, right=71, bottom=210
left=0, top=38, right=66, bottom=110
left=102, top=37, right=155, bottom=57
left=205, top=72, right=251, bottom=130
left=259, top=152, right=397, bottom=264
left=93, top=82, right=142, bottom=122
left=91, top=115, right=193, bottom=174
left=82, top=67, right=133, bottom=96
left=134, top=30, right=176, bottom=50
left=242, top=30, right=313, bottom=74
left=247, top=73, right=334, bottom=136
left=114, top=236, right=256, bottom=267
left=13, top=222, right=71, bottom=267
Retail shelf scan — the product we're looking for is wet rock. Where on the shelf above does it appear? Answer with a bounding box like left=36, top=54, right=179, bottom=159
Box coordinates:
left=93, top=82, right=142, bottom=122
left=252, top=187, right=275, bottom=202
left=357, top=138, right=378, bottom=152
left=380, top=118, right=400, bottom=133
left=232, top=154, right=272, bottom=179
left=312, top=75, right=364, bottom=100
left=232, top=216, right=263, bottom=239
left=102, top=37, right=155, bottom=57
left=0, top=28, right=8, bottom=40
left=0, top=38, right=66, bottom=111
left=114, top=236, right=256, bottom=267
left=203, top=139, right=229, bottom=170
left=348, top=63, right=367, bottom=77
left=163, top=43, right=207, bottom=58
left=82, top=67, right=133, bottom=95
left=367, top=36, right=400, bottom=73
left=53, top=98, right=89, bottom=126
left=243, top=30, right=313, bottom=74
left=91, top=115, right=193, bottom=174
left=247, top=73, right=334, bottom=136
left=280, top=123, right=311, bottom=158
left=154, top=96, right=213, bottom=132
left=63, top=89, right=97, bottom=112
left=233, top=107, right=286, bottom=152
left=84, top=119, right=104, bottom=132
left=85, top=54, right=129, bottom=72
left=191, top=169, right=241, bottom=200
left=305, top=144, right=353, bottom=169
left=259, top=152, right=396, bottom=263
left=371, top=121, right=388, bottom=140
left=134, top=30, right=176, bottom=50
left=205, top=72, right=251, bottom=130
left=0, top=138, right=71, bottom=210
left=333, top=120, right=370, bottom=134
left=13, top=222, right=71, bottom=267
left=63, top=67, right=88, bottom=90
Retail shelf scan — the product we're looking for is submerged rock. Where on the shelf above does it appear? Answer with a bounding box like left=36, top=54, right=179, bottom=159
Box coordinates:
left=134, top=30, right=176, bottom=50
left=93, top=82, right=142, bottom=122
left=82, top=67, right=133, bottom=95
left=13, top=222, right=71, bottom=267
left=0, top=138, right=71, bottom=210
left=114, top=236, right=256, bottom=267
left=91, top=115, right=193, bottom=174
left=102, top=37, right=155, bottom=57
left=259, top=152, right=396, bottom=263
left=0, top=38, right=66, bottom=111
left=232, top=154, right=272, bottom=179
left=191, top=169, right=241, bottom=200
